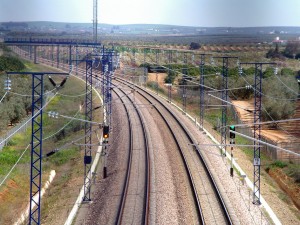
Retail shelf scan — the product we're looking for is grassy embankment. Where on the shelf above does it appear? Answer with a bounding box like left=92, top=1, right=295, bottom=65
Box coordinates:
left=0, top=58, right=102, bottom=224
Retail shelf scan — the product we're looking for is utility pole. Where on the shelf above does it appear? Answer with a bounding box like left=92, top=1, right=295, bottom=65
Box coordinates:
left=213, top=56, right=238, bottom=156
left=239, top=62, right=276, bottom=205
left=93, top=0, right=98, bottom=43
left=182, top=52, right=188, bottom=113
left=143, top=48, right=147, bottom=87
left=83, top=59, right=93, bottom=202
left=199, top=54, right=210, bottom=130
left=7, top=72, right=68, bottom=225
left=155, top=49, right=159, bottom=95
left=100, top=48, right=115, bottom=178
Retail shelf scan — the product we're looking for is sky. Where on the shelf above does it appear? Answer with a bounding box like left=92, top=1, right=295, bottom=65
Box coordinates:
left=0, top=0, right=299, bottom=27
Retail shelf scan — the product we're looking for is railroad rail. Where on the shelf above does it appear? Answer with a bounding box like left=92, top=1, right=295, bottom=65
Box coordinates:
left=113, top=86, right=151, bottom=225
left=116, top=77, right=233, bottom=225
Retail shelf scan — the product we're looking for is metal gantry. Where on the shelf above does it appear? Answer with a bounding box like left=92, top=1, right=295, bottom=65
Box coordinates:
left=99, top=47, right=116, bottom=178
left=199, top=54, right=206, bottom=130
left=83, top=60, right=93, bottom=202
left=239, top=62, right=275, bottom=204
left=221, top=57, right=229, bottom=155
left=213, top=56, right=238, bottom=156
left=182, top=52, right=188, bottom=113
left=6, top=71, right=68, bottom=225
left=29, top=73, right=44, bottom=224
left=155, top=49, right=160, bottom=95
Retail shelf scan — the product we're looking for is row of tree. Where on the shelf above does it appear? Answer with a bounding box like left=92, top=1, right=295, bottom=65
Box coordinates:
left=0, top=47, right=34, bottom=128
left=267, top=41, right=300, bottom=59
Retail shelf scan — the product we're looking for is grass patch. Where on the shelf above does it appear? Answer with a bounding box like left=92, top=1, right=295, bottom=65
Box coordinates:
left=0, top=73, right=100, bottom=223
left=46, top=147, right=80, bottom=166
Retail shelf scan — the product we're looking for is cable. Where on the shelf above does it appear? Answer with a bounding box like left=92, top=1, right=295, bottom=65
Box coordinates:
left=274, top=72, right=298, bottom=95
left=239, top=71, right=299, bottom=101
left=0, top=91, right=8, bottom=103
left=0, top=144, right=30, bottom=188
left=0, top=92, right=58, bottom=146
left=42, top=109, right=81, bottom=141
left=57, top=90, right=90, bottom=98
left=232, top=130, right=300, bottom=157
left=7, top=88, right=56, bottom=97
left=225, top=117, right=300, bottom=128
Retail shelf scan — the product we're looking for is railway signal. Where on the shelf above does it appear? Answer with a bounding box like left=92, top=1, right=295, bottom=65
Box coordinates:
left=229, top=125, right=236, bottom=177
left=103, top=125, right=109, bottom=139
left=229, top=125, right=235, bottom=138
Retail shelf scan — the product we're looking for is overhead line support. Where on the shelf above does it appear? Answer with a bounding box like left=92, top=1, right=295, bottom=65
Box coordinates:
left=213, top=56, right=238, bottom=156
left=6, top=71, right=68, bottom=225
left=239, top=62, right=276, bottom=205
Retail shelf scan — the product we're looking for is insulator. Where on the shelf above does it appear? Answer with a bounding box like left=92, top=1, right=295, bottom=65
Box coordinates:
left=274, top=67, right=278, bottom=75
left=48, top=76, right=57, bottom=87
left=59, top=77, right=68, bottom=88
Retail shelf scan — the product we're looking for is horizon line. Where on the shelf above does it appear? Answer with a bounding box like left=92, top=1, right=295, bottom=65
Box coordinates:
left=1, top=21, right=300, bottom=28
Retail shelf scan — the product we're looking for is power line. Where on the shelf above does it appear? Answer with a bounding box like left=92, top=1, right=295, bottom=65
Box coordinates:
left=231, top=130, right=300, bottom=157
left=208, top=93, right=253, bottom=113
left=0, top=144, right=30, bottom=188
left=0, top=92, right=58, bottom=146
left=227, top=117, right=300, bottom=128
left=0, top=91, right=8, bottom=103
left=240, top=71, right=299, bottom=101
left=273, top=70, right=298, bottom=95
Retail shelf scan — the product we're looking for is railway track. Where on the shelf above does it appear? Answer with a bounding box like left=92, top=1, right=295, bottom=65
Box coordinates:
left=113, top=86, right=151, bottom=225
left=16, top=48, right=231, bottom=224
left=115, top=78, right=233, bottom=225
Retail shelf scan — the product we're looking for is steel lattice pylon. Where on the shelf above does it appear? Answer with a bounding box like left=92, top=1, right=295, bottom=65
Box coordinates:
left=239, top=62, right=275, bottom=204
left=144, top=48, right=147, bottom=87
left=214, top=56, right=238, bottom=155
left=29, top=74, right=44, bottom=224
left=253, top=63, right=263, bottom=205
left=182, top=52, right=188, bottom=113
left=167, top=50, right=173, bottom=102
left=155, top=49, right=160, bottom=95
left=7, top=72, right=68, bottom=225
left=83, top=60, right=93, bottom=202
left=221, top=57, right=229, bottom=155
left=199, top=54, right=205, bottom=129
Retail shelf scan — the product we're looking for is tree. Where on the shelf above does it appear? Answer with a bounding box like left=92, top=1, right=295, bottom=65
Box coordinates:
left=283, top=41, right=300, bottom=59
left=189, top=42, right=201, bottom=50
left=266, top=44, right=284, bottom=59
left=262, top=76, right=298, bottom=120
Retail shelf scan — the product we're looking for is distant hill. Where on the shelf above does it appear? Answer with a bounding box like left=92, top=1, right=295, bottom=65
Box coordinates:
left=1, top=21, right=300, bottom=36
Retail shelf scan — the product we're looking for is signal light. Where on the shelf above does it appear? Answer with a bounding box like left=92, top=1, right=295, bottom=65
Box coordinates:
left=229, top=125, right=235, bottom=139
left=103, top=125, right=109, bottom=138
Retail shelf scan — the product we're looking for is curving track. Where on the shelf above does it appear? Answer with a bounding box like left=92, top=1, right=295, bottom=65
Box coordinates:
left=115, top=78, right=233, bottom=225
left=14, top=47, right=232, bottom=224
left=113, top=87, right=151, bottom=225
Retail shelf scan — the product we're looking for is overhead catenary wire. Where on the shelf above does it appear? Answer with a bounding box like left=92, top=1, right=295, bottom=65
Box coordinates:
left=239, top=70, right=299, bottom=101
left=0, top=92, right=58, bottom=146
left=273, top=71, right=299, bottom=95
left=0, top=91, right=8, bottom=103
left=237, top=70, right=300, bottom=139
left=0, top=144, right=30, bottom=188
left=208, top=93, right=253, bottom=113
left=6, top=88, right=56, bottom=97
left=225, top=117, right=300, bottom=128
left=231, top=130, right=300, bottom=157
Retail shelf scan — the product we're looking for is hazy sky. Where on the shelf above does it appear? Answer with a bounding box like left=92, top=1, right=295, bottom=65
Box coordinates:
left=0, top=0, right=299, bottom=27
